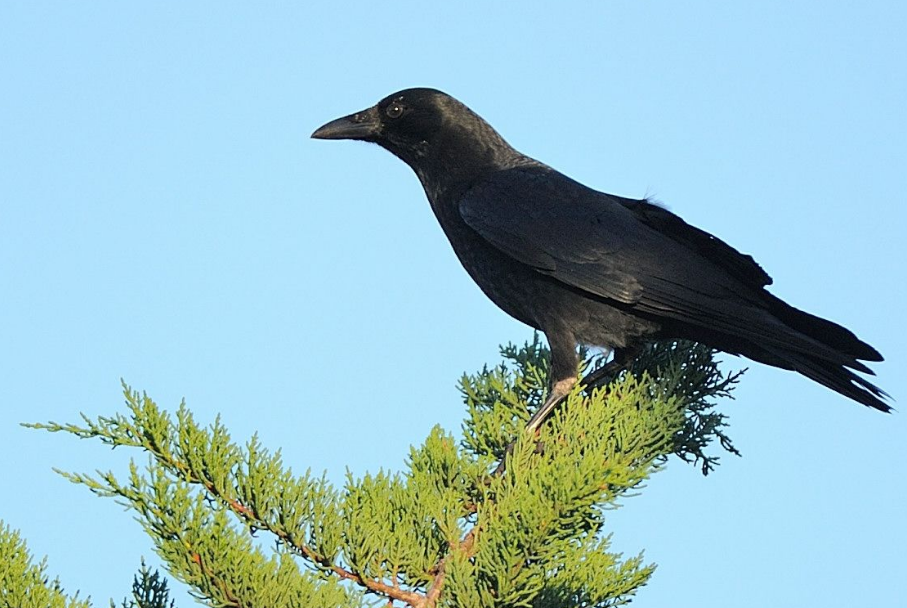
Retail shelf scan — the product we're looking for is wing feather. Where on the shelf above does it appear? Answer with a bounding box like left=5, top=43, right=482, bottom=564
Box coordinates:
left=458, top=165, right=837, bottom=358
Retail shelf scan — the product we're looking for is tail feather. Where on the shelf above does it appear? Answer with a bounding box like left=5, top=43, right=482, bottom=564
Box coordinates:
left=767, top=294, right=883, bottom=363
left=761, top=345, right=891, bottom=412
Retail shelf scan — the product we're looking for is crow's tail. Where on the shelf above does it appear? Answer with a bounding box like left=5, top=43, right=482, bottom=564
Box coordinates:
left=758, top=344, right=891, bottom=412
left=714, top=296, right=890, bottom=410
left=766, top=294, right=883, bottom=364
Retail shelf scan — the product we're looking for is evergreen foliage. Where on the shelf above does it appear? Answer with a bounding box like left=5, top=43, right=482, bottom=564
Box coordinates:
left=0, top=522, right=90, bottom=608
left=0, top=528, right=173, bottom=608
left=11, top=338, right=740, bottom=607
left=114, top=560, right=176, bottom=608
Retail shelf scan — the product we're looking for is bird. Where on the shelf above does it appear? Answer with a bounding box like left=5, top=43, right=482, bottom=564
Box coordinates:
left=312, top=87, right=888, bottom=430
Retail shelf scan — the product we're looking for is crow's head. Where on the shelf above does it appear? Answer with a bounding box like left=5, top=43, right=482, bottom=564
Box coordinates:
left=312, top=88, right=516, bottom=179
left=312, top=88, right=444, bottom=149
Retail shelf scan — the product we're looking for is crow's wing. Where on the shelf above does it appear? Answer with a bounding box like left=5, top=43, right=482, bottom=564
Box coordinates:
left=609, top=196, right=773, bottom=288
left=459, top=167, right=647, bottom=304
left=458, top=165, right=818, bottom=350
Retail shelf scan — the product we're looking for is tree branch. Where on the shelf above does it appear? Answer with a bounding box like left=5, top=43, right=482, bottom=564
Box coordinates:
left=422, top=524, right=480, bottom=608
left=155, top=443, right=427, bottom=607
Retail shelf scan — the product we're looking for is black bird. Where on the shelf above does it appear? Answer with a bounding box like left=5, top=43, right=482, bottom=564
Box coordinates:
left=312, top=88, right=888, bottom=428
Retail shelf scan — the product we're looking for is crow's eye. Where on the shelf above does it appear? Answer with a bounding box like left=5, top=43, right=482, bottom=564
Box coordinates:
left=386, top=103, right=404, bottom=119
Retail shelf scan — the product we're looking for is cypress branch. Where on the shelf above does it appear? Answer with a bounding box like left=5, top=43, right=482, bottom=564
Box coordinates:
left=18, top=338, right=740, bottom=607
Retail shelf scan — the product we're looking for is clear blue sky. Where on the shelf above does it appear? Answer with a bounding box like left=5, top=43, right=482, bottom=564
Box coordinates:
left=1, top=2, right=905, bottom=606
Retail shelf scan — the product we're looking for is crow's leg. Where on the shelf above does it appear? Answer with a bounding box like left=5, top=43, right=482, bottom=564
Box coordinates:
left=579, top=344, right=642, bottom=393
left=492, top=328, right=578, bottom=476
left=523, top=343, right=640, bottom=434
left=525, top=327, right=579, bottom=434
left=524, top=377, right=575, bottom=434
left=493, top=335, right=640, bottom=477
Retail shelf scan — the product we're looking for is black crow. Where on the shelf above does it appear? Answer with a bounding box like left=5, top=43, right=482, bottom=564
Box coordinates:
left=312, top=88, right=888, bottom=429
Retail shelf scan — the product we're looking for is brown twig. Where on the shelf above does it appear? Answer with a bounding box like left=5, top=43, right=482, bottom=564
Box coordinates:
left=190, top=550, right=244, bottom=607
left=153, top=446, right=427, bottom=606
left=422, top=515, right=482, bottom=608
left=145, top=418, right=527, bottom=607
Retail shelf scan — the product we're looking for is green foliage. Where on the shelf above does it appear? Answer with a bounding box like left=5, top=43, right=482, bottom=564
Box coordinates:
left=17, top=337, right=741, bottom=607
left=114, top=560, right=175, bottom=608
left=0, top=520, right=176, bottom=608
left=625, top=340, right=742, bottom=474
left=463, top=337, right=741, bottom=474
left=0, top=521, right=90, bottom=608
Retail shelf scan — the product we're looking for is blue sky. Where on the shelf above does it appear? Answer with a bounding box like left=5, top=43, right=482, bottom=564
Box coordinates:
left=1, top=2, right=905, bottom=606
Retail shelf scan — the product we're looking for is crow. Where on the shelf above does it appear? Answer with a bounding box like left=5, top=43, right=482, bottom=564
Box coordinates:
left=312, top=88, right=888, bottom=429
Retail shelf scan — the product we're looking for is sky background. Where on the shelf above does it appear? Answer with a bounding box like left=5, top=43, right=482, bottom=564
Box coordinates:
left=1, top=2, right=905, bottom=606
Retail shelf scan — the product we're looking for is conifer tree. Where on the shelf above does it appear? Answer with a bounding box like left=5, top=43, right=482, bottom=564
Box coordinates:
left=7, top=338, right=740, bottom=607
left=0, top=526, right=171, bottom=608
left=0, top=522, right=90, bottom=608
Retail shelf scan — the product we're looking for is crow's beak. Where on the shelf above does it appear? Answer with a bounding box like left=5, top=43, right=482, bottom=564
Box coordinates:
left=311, top=106, right=380, bottom=141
